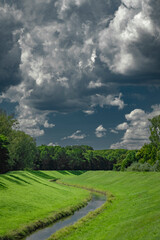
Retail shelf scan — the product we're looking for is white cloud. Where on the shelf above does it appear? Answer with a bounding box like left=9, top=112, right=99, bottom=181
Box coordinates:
left=88, top=79, right=103, bottom=89
left=24, top=128, right=44, bottom=137
left=110, top=104, right=160, bottom=149
left=110, top=139, right=146, bottom=150
left=48, top=142, right=59, bottom=146
left=0, top=1, right=127, bottom=121
left=110, top=129, right=118, bottom=134
left=91, top=93, right=125, bottom=109
left=57, top=77, right=69, bottom=88
left=95, top=125, right=106, bottom=138
left=0, top=0, right=160, bottom=140
left=44, top=120, right=55, bottom=128
left=125, top=109, right=146, bottom=121
left=99, top=0, right=160, bottom=75
left=83, top=110, right=95, bottom=115
left=116, top=122, right=128, bottom=130
left=62, top=130, right=86, bottom=140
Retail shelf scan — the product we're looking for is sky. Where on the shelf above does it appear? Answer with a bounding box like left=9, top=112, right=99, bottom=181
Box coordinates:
left=0, top=0, right=160, bottom=150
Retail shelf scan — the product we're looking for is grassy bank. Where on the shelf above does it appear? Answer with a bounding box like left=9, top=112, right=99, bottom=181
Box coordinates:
left=52, top=171, right=160, bottom=240
left=0, top=170, right=89, bottom=239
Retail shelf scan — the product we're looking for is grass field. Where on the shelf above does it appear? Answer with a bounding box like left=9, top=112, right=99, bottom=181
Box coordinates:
left=0, top=170, right=89, bottom=238
left=53, top=171, right=160, bottom=240
left=1, top=171, right=160, bottom=240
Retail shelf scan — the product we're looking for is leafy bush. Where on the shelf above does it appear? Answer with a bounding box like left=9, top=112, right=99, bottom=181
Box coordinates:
left=127, top=160, right=160, bottom=172
left=0, top=134, right=9, bottom=173
left=113, top=163, right=121, bottom=171
left=120, top=150, right=137, bottom=171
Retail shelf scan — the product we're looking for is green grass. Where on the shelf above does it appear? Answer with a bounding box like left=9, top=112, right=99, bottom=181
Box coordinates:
left=0, top=170, right=89, bottom=238
left=55, top=171, right=160, bottom=240
left=2, top=171, right=160, bottom=240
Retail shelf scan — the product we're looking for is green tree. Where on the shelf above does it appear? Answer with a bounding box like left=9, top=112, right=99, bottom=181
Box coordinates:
left=0, top=135, right=9, bottom=173
left=9, top=131, right=37, bottom=170
left=53, top=147, right=68, bottom=169
left=35, top=145, right=56, bottom=170
left=0, top=110, right=17, bottom=137
left=121, top=150, right=137, bottom=171
left=67, top=148, right=84, bottom=170
left=136, top=143, right=157, bottom=165
left=149, top=115, right=160, bottom=148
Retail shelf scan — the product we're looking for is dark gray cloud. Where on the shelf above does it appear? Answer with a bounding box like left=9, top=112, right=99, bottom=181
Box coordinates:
left=0, top=0, right=160, bottom=136
left=0, top=4, right=22, bottom=93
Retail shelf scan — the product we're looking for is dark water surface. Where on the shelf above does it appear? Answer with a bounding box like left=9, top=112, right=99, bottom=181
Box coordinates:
left=25, top=193, right=106, bottom=240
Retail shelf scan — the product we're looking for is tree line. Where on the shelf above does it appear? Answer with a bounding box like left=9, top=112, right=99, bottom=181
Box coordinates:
left=0, top=110, right=160, bottom=173
left=0, top=110, right=36, bottom=173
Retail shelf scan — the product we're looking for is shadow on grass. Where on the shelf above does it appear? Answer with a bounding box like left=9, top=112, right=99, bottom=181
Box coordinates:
left=28, top=170, right=86, bottom=178
left=1, top=175, right=24, bottom=185
left=8, top=174, right=31, bottom=184
left=57, top=170, right=70, bottom=175
left=18, top=171, right=60, bottom=190
left=57, top=170, right=87, bottom=175
left=69, top=170, right=87, bottom=175
left=28, top=170, right=56, bottom=179
left=0, top=181, right=7, bottom=189
left=0, top=170, right=87, bottom=188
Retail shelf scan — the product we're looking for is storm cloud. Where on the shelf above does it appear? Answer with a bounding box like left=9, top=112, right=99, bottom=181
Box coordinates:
left=0, top=0, right=160, bottom=137
left=0, top=4, right=22, bottom=93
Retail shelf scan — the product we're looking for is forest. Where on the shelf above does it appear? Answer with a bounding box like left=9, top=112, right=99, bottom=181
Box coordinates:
left=0, top=110, right=160, bottom=173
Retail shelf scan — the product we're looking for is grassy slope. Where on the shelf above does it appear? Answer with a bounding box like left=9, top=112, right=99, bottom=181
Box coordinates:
left=0, top=170, right=89, bottom=237
left=60, top=171, right=160, bottom=240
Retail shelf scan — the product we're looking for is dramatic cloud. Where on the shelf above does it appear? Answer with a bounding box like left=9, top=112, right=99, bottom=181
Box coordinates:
left=0, top=0, right=160, bottom=138
left=99, top=0, right=160, bottom=76
left=110, top=104, right=160, bottom=149
left=95, top=125, right=107, bottom=138
left=0, top=4, right=22, bottom=93
left=62, top=130, right=86, bottom=140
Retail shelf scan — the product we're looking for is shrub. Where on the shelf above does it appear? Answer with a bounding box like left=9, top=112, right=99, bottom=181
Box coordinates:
left=127, top=161, right=160, bottom=172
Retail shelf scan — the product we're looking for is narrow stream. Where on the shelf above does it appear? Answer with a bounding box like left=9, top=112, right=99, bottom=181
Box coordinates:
left=25, top=193, right=106, bottom=240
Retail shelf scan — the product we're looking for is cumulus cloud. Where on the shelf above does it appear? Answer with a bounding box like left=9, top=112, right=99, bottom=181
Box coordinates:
left=95, top=125, right=106, bottom=138
left=44, top=120, right=55, bottom=128
left=88, top=79, right=104, bottom=89
left=110, top=129, right=118, bottom=134
left=99, top=0, right=160, bottom=76
left=110, top=104, right=160, bottom=149
left=92, top=93, right=125, bottom=109
left=0, top=0, right=125, bottom=134
left=0, top=0, right=160, bottom=136
left=116, top=122, right=128, bottom=130
left=62, top=130, right=86, bottom=140
left=125, top=109, right=146, bottom=121
left=16, top=105, right=46, bottom=137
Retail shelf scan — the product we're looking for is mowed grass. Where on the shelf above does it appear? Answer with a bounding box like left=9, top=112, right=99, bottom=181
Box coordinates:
left=0, top=170, right=89, bottom=237
left=59, top=171, right=160, bottom=240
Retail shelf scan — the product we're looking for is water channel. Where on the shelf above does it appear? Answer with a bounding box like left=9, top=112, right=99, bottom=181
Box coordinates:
left=25, top=193, right=106, bottom=240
